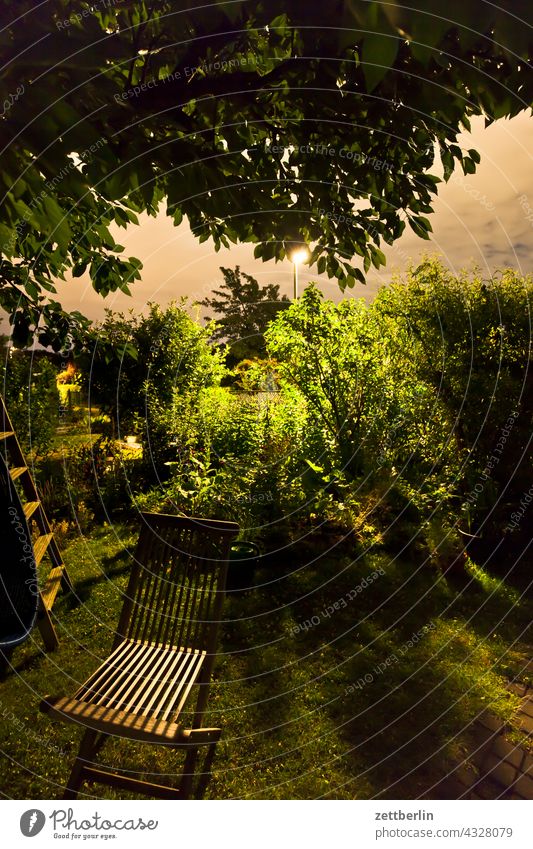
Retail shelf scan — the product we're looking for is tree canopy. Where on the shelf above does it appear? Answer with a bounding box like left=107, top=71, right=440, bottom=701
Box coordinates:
left=200, top=265, right=289, bottom=362
left=1, top=1, right=532, bottom=346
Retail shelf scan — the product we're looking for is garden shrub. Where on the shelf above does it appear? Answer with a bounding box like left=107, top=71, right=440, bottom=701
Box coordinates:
left=37, top=436, right=139, bottom=529
left=136, top=378, right=311, bottom=539
left=82, top=301, right=225, bottom=444
left=197, top=386, right=266, bottom=460
left=373, top=258, right=533, bottom=548
left=264, top=285, right=460, bottom=550
left=266, top=285, right=402, bottom=480
left=0, top=348, right=58, bottom=456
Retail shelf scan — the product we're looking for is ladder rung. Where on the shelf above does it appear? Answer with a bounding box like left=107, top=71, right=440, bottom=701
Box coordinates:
left=34, top=533, right=53, bottom=566
left=9, top=465, right=27, bottom=481
left=40, top=566, right=64, bottom=610
left=0, top=431, right=14, bottom=440
left=23, top=501, right=40, bottom=520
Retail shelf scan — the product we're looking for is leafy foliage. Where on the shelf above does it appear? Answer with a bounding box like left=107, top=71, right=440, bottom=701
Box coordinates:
left=135, top=280, right=463, bottom=552
left=1, top=2, right=533, bottom=344
left=0, top=341, right=59, bottom=456
left=266, top=284, right=404, bottom=478
left=264, top=284, right=464, bottom=549
left=138, top=379, right=308, bottom=534
left=81, top=301, right=225, bottom=443
left=373, top=259, right=533, bottom=543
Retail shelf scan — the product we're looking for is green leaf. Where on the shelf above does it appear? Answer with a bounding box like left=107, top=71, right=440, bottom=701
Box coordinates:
left=0, top=223, right=16, bottom=256
left=124, top=343, right=138, bottom=361
left=114, top=207, right=132, bottom=228
left=24, top=280, right=39, bottom=301
left=216, top=1, right=244, bottom=24
left=362, top=32, right=399, bottom=91
left=72, top=262, right=88, bottom=278
left=269, top=13, right=289, bottom=31
left=408, top=11, right=452, bottom=63
left=462, top=157, right=476, bottom=175
left=370, top=246, right=386, bottom=269
left=305, top=459, right=324, bottom=474
left=41, top=197, right=72, bottom=251
left=408, top=215, right=432, bottom=239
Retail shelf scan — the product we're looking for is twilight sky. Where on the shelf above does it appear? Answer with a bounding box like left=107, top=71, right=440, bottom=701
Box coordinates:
left=55, top=112, right=533, bottom=321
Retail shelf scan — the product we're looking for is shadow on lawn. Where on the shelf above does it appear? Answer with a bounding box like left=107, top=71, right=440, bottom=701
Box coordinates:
left=221, top=543, right=526, bottom=798
left=65, top=547, right=132, bottom=607
left=445, top=560, right=533, bottom=646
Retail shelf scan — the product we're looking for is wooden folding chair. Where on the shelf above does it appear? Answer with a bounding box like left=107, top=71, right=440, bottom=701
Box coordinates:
left=40, top=512, right=239, bottom=799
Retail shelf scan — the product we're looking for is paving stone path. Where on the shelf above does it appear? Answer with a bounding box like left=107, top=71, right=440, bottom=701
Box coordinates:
left=434, top=678, right=533, bottom=800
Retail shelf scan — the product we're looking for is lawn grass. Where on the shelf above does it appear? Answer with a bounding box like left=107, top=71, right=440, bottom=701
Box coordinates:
left=0, top=522, right=531, bottom=799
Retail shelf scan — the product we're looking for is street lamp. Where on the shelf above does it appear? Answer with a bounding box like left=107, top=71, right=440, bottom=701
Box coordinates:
left=290, top=246, right=309, bottom=300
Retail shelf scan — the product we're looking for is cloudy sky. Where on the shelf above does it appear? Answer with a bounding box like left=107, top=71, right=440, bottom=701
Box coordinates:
left=55, top=112, right=533, bottom=320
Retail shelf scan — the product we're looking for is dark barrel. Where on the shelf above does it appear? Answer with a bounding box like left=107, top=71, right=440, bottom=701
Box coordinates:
left=226, top=541, right=260, bottom=593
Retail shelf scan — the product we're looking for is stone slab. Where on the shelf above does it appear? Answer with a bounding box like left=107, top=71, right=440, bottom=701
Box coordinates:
left=480, top=754, right=518, bottom=788
left=512, top=772, right=533, bottom=800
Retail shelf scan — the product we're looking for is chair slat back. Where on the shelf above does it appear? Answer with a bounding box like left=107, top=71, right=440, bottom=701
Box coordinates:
left=116, top=513, right=239, bottom=653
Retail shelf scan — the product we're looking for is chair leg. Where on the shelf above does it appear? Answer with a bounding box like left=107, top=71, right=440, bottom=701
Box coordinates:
left=179, top=745, right=199, bottom=800
left=64, top=731, right=218, bottom=800
left=179, top=727, right=222, bottom=800
left=63, top=729, right=102, bottom=799
left=194, top=740, right=220, bottom=799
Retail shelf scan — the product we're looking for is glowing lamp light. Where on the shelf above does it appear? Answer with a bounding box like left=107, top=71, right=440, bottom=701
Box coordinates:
left=290, top=246, right=309, bottom=299
left=290, top=247, right=309, bottom=266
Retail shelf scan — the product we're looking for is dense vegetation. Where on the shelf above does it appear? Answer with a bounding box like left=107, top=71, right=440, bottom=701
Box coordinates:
left=131, top=261, right=531, bottom=568
left=0, top=338, right=59, bottom=456
left=2, top=1, right=533, bottom=803
left=19, top=258, right=530, bottom=573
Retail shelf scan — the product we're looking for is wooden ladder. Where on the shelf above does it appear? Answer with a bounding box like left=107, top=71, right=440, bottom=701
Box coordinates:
left=1, top=393, right=73, bottom=651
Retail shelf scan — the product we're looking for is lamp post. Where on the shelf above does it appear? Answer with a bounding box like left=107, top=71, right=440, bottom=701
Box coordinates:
left=290, top=247, right=309, bottom=300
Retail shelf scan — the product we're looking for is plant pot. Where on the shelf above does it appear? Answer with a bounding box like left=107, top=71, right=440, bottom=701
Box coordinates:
left=226, top=541, right=260, bottom=593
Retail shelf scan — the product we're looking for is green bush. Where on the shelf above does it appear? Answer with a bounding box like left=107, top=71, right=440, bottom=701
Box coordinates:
left=137, top=380, right=310, bottom=538
left=373, top=258, right=533, bottom=545
left=197, top=387, right=266, bottom=460
left=264, top=284, right=462, bottom=548
left=37, top=436, right=140, bottom=528
left=0, top=348, right=58, bottom=456
left=266, top=284, right=402, bottom=479
left=82, top=301, right=225, bottom=442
